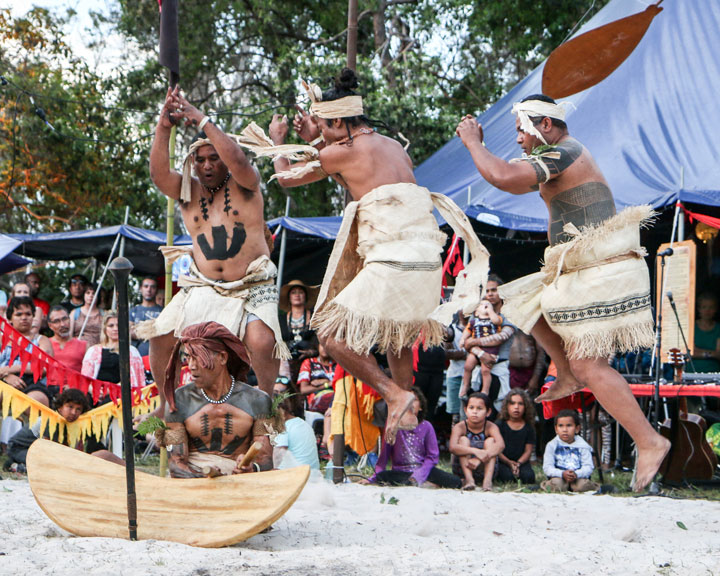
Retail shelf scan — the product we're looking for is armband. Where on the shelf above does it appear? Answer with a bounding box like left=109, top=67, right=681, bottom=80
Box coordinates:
left=155, top=427, right=188, bottom=448
left=309, top=135, right=324, bottom=147
left=198, top=116, right=211, bottom=131
left=252, top=462, right=261, bottom=473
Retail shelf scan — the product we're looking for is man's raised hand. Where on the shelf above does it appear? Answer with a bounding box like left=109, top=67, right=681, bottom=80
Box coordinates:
left=456, top=114, right=484, bottom=148
left=159, top=86, right=181, bottom=129
left=293, top=105, right=321, bottom=143
left=269, top=114, right=289, bottom=145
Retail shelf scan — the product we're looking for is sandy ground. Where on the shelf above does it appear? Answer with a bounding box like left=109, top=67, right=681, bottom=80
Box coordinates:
left=2, top=473, right=720, bottom=576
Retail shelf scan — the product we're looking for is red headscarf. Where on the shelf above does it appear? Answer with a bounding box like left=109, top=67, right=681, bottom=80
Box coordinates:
left=164, top=322, right=250, bottom=411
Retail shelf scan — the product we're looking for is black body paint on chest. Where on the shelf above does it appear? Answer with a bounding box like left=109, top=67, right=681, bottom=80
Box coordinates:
left=197, top=222, right=246, bottom=261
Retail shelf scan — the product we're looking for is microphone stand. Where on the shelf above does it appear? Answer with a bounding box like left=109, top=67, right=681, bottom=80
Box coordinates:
left=652, top=253, right=670, bottom=432
left=667, top=294, right=698, bottom=374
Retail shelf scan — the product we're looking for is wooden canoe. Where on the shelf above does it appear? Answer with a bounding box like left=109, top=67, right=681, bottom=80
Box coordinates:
left=26, top=439, right=310, bottom=548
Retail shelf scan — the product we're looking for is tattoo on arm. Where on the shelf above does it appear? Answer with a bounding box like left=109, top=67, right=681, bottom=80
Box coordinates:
left=525, top=138, right=583, bottom=184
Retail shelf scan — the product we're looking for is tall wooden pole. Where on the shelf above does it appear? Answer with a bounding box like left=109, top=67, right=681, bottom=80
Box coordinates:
left=347, top=0, right=358, bottom=71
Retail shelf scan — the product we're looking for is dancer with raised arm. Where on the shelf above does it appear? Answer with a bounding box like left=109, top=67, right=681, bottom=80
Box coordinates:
left=456, top=95, right=670, bottom=491
left=143, top=87, right=288, bottom=412
left=261, top=69, right=489, bottom=444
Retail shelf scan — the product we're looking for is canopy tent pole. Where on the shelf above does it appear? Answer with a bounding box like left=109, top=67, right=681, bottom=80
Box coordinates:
left=78, top=229, right=122, bottom=340
left=112, top=206, right=131, bottom=312
left=275, top=195, right=291, bottom=289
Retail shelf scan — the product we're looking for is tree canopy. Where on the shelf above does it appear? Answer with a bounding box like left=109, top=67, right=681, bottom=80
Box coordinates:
left=1, top=0, right=608, bottom=232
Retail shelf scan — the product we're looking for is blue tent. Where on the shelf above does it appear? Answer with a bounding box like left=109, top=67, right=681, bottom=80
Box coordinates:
left=415, top=0, right=720, bottom=231
left=0, top=234, right=30, bottom=275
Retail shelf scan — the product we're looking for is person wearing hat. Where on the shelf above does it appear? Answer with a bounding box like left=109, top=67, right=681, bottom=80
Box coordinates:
left=279, top=280, right=319, bottom=369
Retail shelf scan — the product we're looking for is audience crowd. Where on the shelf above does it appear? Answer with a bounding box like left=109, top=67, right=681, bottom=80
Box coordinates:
left=1, top=269, right=717, bottom=493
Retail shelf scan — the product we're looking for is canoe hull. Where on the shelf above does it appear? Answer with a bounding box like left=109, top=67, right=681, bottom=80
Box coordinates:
left=27, top=439, right=310, bottom=548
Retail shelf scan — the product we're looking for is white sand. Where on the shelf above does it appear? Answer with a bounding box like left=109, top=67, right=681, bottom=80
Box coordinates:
left=2, top=474, right=719, bottom=576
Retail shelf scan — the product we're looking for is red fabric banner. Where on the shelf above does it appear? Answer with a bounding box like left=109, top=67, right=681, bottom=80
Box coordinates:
left=0, top=315, right=144, bottom=404
left=681, top=203, right=720, bottom=229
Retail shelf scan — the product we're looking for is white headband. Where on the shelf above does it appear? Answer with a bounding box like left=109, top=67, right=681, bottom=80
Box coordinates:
left=302, top=79, right=364, bottom=119
left=511, top=99, right=572, bottom=145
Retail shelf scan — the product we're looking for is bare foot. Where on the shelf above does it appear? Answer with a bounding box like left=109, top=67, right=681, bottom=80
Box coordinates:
left=632, top=436, right=671, bottom=493
left=462, top=480, right=476, bottom=491
left=384, top=389, right=418, bottom=445
left=535, top=374, right=585, bottom=403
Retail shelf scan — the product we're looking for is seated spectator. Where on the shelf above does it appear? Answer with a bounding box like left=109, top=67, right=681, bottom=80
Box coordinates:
left=692, top=292, right=720, bottom=373
left=81, top=313, right=145, bottom=401
left=47, top=305, right=88, bottom=374
left=450, top=392, right=504, bottom=491
left=369, top=388, right=461, bottom=489
left=60, top=274, right=88, bottom=313
left=129, top=276, right=163, bottom=357
left=8, top=282, right=43, bottom=338
left=0, top=296, right=55, bottom=407
left=5, top=388, right=123, bottom=472
left=298, top=342, right=336, bottom=415
left=70, top=283, right=104, bottom=347
left=273, top=387, right=320, bottom=471
left=273, top=375, right=291, bottom=395
left=541, top=409, right=598, bottom=493
left=495, top=389, right=537, bottom=484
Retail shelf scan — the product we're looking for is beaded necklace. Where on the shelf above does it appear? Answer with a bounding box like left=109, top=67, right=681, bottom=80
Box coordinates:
left=200, top=375, right=235, bottom=405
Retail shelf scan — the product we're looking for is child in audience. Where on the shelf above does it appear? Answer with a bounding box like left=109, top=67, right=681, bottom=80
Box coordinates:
left=273, top=387, right=320, bottom=471
left=496, top=389, right=537, bottom=484
left=459, top=299, right=503, bottom=398
left=6, top=388, right=122, bottom=471
left=542, top=409, right=598, bottom=493
left=369, top=388, right=462, bottom=489
left=450, top=392, right=504, bottom=490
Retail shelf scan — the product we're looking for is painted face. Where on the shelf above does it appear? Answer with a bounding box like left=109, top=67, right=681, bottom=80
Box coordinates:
left=12, top=283, right=31, bottom=298
left=289, top=286, right=307, bottom=307
left=10, top=304, right=34, bottom=333
left=140, top=280, right=157, bottom=302
left=193, top=144, right=228, bottom=189
left=485, top=281, right=500, bottom=307
left=48, top=310, right=71, bottom=338
left=466, top=397, right=488, bottom=424
left=57, top=401, right=85, bottom=423
left=507, top=395, right=525, bottom=421
left=555, top=416, right=579, bottom=443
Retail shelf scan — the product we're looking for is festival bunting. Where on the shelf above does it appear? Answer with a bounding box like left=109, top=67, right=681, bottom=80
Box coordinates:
left=0, top=381, right=158, bottom=445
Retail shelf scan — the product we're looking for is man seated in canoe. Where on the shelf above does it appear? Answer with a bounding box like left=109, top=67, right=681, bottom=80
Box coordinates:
left=161, top=322, right=274, bottom=478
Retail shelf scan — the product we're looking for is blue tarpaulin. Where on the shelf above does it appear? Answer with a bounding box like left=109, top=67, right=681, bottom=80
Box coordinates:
left=415, top=0, right=720, bottom=231
left=0, top=234, right=30, bottom=275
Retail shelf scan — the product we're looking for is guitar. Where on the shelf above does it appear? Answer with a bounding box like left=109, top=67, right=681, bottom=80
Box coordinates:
left=659, top=348, right=718, bottom=484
